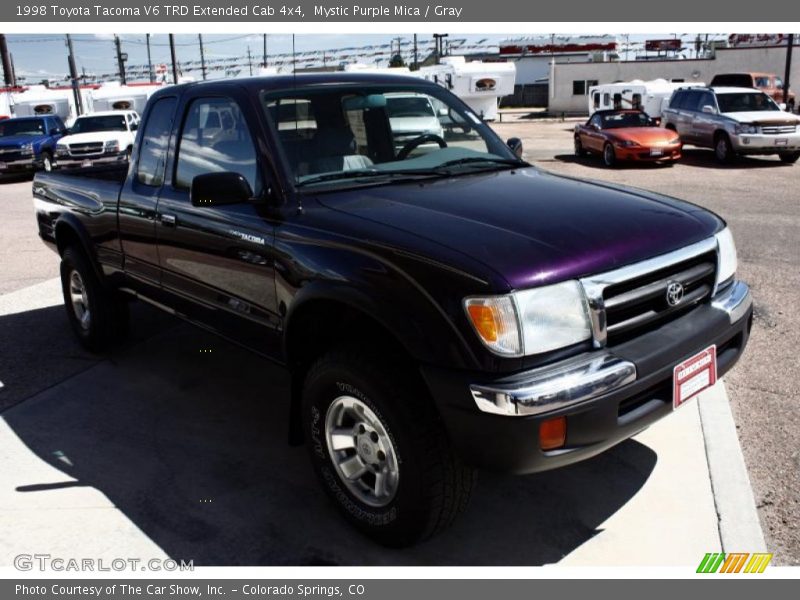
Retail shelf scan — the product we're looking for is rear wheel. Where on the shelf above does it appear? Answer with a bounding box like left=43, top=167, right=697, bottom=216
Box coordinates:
left=714, top=133, right=735, bottom=164
left=603, top=143, right=617, bottom=167
left=574, top=136, right=587, bottom=157
left=302, top=346, right=476, bottom=547
left=60, top=246, right=129, bottom=352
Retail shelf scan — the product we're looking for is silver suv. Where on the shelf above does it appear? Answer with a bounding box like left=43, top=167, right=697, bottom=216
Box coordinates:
left=662, top=86, right=800, bottom=164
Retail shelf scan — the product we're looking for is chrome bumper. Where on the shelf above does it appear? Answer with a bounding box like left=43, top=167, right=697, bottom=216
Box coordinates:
left=470, top=280, right=752, bottom=417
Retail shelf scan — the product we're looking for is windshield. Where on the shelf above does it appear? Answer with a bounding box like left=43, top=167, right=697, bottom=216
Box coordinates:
left=717, top=92, right=780, bottom=113
left=600, top=112, right=652, bottom=129
left=70, top=115, right=128, bottom=134
left=0, top=119, right=46, bottom=137
left=386, top=96, right=435, bottom=118
left=262, top=83, right=522, bottom=189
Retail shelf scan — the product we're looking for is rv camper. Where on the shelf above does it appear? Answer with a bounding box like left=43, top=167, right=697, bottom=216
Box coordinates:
left=588, top=79, right=705, bottom=119
left=89, top=82, right=165, bottom=115
left=11, top=86, right=94, bottom=126
left=417, top=57, right=516, bottom=121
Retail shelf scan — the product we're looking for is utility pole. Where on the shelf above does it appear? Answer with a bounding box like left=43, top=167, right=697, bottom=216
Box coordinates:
left=198, top=34, right=207, bottom=80
left=146, top=33, right=154, bottom=83
left=65, top=34, right=84, bottom=116
left=433, top=33, right=448, bottom=65
left=247, top=46, right=253, bottom=76
left=784, top=34, right=794, bottom=110
left=412, top=34, right=418, bottom=70
left=114, top=35, right=127, bottom=84
left=0, top=34, right=14, bottom=86
left=262, top=33, right=267, bottom=67
left=169, top=34, right=179, bottom=84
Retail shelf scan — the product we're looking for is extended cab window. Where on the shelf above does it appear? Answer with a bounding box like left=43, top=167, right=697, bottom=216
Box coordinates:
left=136, top=97, right=176, bottom=187
left=174, top=97, right=260, bottom=194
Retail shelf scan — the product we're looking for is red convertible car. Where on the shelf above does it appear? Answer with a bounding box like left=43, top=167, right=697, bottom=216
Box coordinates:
left=574, top=109, right=682, bottom=167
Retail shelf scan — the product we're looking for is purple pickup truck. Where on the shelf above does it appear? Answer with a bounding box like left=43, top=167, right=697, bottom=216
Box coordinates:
left=33, top=73, right=752, bottom=546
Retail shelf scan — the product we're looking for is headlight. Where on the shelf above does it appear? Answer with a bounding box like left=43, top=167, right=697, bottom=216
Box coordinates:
left=465, top=280, right=593, bottom=357
left=615, top=139, right=640, bottom=147
left=19, top=143, right=33, bottom=156
left=734, top=124, right=758, bottom=135
left=670, top=136, right=681, bottom=145
left=715, top=227, right=738, bottom=290
left=55, top=145, right=68, bottom=157
left=104, top=140, right=120, bottom=153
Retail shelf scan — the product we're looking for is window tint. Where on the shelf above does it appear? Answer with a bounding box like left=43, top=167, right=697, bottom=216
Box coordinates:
left=682, top=91, right=703, bottom=112
left=174, top=97, right=260, bottom=193
left=669, top=91, right=685, bottom=108
left=754, top=77, right=770, bottom=88
left=589, top=114, right=602, bottom=127
left=593, top=93, right=600, bottom=109
left=136, top=97, right=176, bottom=187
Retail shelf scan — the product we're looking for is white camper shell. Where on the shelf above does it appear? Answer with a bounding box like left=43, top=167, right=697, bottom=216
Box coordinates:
left=11, top=86, right=93, bottom=126
left=588, top=79, right=705, bottom=118
left=417, top=57, right=516, bottom=121
left=89, top=83, right=164, bottom=116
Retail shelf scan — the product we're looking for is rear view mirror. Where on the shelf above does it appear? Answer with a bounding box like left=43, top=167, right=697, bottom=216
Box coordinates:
left=190, top=172, right=253, bottom=207
left=701, top=104, right=717, bottom=115
left=342, top=94, right=387, bottom=111
left=507, top=137, right=523, bottom=159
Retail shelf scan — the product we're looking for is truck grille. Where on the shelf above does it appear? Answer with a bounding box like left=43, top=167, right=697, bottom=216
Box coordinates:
left=602, top=251, right=717, bottom=344
left=761, top=124, right=796, bottom=135
left=68, top=142, right=104, bottom=156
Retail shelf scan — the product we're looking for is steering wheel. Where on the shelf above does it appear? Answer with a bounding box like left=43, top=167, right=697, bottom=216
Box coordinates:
left=397, top=134, right=447, bottom=160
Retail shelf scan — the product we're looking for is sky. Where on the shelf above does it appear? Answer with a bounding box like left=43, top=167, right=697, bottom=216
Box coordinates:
left=3, top=33, right=725, bottom=84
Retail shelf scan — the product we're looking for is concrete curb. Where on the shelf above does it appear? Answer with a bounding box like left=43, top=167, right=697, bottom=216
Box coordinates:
left=699, top=381, right=767, bottom=552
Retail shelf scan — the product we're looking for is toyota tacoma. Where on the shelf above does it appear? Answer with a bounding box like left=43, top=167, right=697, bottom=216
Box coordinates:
left=32, top=73, right=752, bottom=546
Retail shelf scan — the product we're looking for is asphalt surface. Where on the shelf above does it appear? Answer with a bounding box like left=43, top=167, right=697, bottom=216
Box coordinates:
left=0, top=121, right=796, bottom=562
left=493, top=117, right=800, bottom=564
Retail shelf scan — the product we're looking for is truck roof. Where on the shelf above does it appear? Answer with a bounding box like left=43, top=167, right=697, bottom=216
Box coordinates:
left=151, top=72, right=440, bottom=99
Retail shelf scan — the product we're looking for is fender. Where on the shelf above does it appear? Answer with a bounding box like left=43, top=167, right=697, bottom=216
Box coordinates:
left=53, top=213, right=105, bottom=281
left=283, top=274, right=480, bottom=372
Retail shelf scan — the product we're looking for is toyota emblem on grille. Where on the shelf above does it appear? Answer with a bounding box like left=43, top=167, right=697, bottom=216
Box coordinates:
left=666, top=281, right=684, bottom=306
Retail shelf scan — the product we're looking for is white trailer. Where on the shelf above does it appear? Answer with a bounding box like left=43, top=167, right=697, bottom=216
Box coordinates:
left=417, top=57, right=516, bottom=121
left=588, top=79, right=705, bottom=118
left=89, top=83, right=165, bottom=115
left=11, top=86, right=94, bottom=126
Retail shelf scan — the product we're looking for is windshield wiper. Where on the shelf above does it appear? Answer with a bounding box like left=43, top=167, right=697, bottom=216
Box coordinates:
left=431, top=156, right=528, bottom=172
left=296, top=168, right=440, bottom=188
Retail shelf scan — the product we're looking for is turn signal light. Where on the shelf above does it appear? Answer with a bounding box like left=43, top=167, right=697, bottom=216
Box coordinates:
left=540, top=416, right=567, bottom=451
left=467, top=304, right=499, bottom=342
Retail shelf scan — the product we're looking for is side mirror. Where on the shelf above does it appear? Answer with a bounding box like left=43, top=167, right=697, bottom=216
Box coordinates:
left=190, top=172, right=253, bottom=207
left=701, top=104, right=717, bottom=114
left=438, top=107, right=448, bottom=116
left=778, top=102, right=787, bottom=111
left=507, top=137, right=523, bottom=159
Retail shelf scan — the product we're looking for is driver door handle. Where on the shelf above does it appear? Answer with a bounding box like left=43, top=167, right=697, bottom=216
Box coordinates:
left=160, top=213, right=177, bottom=227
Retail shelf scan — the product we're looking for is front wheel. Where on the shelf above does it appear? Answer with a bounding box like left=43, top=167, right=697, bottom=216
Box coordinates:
left=779, top=152, right=800, bottom=164
left=302, top=347, right=476, bottom=547
left=603, top=143, right=617, bottom=167
left=714, top=133, right=736, bottom=164
left=41, top=151, right=53, bottom=172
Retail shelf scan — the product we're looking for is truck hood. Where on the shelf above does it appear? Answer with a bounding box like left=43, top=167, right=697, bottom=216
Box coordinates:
left=390, top=116, right=442, bottom=133
left=317, top=167, right=722, bottom=290
left=59, top=131, right=129, bottom=145
left=0, top=134, right=44, bottom=147
left=721, top=110, right=800, bottom=124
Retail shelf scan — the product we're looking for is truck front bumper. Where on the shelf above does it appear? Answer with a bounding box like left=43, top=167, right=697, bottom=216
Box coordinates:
left=55, top=151, right=128, bottom=169
left=421, top=281, right=752, bottom=474
left=0, top=157, right=42, bottom=172
left=731, top=132, right=800, bottom=154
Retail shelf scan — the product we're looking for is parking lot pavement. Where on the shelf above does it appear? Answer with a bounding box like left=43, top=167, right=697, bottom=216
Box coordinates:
left=0, top=279, right=729, bottom=566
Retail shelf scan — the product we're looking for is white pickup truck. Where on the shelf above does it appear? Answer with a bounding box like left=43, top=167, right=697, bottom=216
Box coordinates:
left=54, top=110, right=140, bottom=169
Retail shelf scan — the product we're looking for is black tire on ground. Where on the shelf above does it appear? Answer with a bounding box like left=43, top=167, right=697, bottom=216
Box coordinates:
left=41, top=151, right=53, bottom=172
left=60, top=246, right=129, bottom=353
left=714, top=133, right=736, bottom=164
left=574, top=136, right=587, bottom=157
left=302, top=346, right=477, bottom=547
left=778, top=152, right=800, bottom=164
left=603, top=143, right=617, bottom=168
